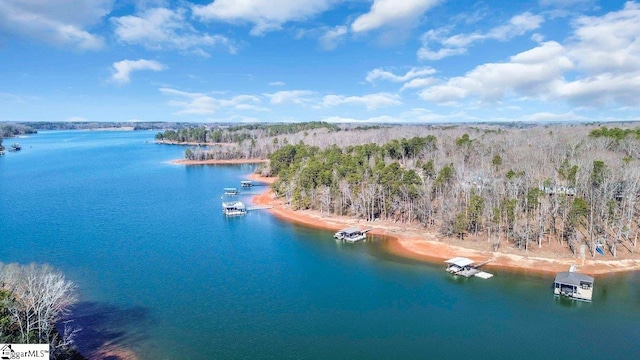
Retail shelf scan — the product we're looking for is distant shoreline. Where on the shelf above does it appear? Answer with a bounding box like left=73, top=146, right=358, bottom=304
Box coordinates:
left=89, top=126, right=135, bottom=131
left=155, top=140, right=237, bottom=146
left=171, top=158, right=268, bottom=165
left=247, top=173, right=640, bottom=275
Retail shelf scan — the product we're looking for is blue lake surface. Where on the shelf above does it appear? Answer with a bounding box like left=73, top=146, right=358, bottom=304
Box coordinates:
left=1, top=130, right=639, bottom=359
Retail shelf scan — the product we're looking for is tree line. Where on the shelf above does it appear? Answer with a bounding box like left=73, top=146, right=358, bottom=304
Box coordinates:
left=264, top=124, right=640, bottom=259
left=155, top=121, right=341, bottom=145
left=0, top=123, right=37, bottom=138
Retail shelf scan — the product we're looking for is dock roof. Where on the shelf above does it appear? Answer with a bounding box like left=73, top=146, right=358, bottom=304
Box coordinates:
left=444, top=257, right=475, bottom=267
left=338, top=227, right=364, bottom=235
left=222, top=201, right=245, bottom=209
left=554, top=272, right=594, bottom=286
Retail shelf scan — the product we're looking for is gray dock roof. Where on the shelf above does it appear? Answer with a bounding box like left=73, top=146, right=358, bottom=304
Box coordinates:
left=554, top=271, right=594, bottom=286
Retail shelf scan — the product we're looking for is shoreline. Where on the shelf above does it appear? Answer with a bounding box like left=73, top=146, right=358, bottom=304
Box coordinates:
left=247, top=173, right=640, bottom=276
left=156, top=140, right=236, bottom=146
left=172, top=158, right=268, bottom=165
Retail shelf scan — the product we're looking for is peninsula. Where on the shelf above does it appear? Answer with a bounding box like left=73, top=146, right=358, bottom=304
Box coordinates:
left=169, top=122, right=640, bottom=274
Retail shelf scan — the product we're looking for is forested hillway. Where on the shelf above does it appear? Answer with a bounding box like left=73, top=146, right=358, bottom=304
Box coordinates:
left=171, top=121, right=640, bottom=262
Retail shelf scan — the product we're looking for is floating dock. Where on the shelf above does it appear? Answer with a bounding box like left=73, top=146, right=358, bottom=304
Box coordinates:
left=444, top=257, right=493, bottom=279
left=554, top=266, right=594, bottom=302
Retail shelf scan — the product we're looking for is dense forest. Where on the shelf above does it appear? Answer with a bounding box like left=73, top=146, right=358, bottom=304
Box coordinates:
left=257, top=124, right=639, bottom=259
left=168, top=121, right=640, bottom=259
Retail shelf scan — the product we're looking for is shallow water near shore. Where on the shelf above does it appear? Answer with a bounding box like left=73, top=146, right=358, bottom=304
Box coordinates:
left=1, top=131, right=639, bottom=359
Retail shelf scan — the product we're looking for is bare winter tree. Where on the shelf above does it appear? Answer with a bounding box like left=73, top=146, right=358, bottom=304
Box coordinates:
left=0, top=263, right=79, bottom=358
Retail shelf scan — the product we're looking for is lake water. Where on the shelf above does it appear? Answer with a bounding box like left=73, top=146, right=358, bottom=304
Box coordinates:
left=1, top=130, right=639, bottom=359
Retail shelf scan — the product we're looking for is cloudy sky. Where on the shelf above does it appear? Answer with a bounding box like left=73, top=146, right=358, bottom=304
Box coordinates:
left=1, top=0, right=639, bottom=123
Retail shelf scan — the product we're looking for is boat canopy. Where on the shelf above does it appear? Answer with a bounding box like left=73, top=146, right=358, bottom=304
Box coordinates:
left=222, top=201, right=245, bottom=210
left=337, top=227, right=364, bottom=235
left=444, top=257, right=475, bottom=267
left=554, top=272, right=594, bottom=287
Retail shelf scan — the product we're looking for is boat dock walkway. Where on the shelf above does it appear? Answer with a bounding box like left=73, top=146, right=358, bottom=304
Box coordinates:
left=246, top=205, right=274, bottom=211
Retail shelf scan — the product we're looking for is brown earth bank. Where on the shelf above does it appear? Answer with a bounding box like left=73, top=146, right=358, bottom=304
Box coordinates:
left=248, top=173, right=640, bottom=276
left=172, top=158, right=268, bottom=165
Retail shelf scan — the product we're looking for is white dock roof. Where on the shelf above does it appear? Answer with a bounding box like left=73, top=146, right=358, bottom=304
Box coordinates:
left=444, top=257, right=475, bottom=267
left=338, top=227, right=363, bottom=235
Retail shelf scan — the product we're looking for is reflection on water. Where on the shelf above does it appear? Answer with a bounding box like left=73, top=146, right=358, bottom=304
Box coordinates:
left=68, top=302, right=153, bottom=359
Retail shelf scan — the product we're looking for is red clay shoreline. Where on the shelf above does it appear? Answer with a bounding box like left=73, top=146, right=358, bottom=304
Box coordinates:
left=246, top=173, right=640, bottom=276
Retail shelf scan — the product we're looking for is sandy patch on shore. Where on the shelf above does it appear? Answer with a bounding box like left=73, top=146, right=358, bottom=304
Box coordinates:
left=248, top=174, right=640, bottom=275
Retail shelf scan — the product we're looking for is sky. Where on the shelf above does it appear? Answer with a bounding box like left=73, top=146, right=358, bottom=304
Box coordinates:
left=0, top=0, right=639, bottom=124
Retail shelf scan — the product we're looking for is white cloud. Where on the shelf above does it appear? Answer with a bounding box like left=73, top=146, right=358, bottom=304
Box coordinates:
left=160, top=88, right=216, bottom=115
left=417, top=47, right=468, bottom=61
left=268, top=81, right=286, bottom=86
left=521, top=111, right=585, bottom=122
left=319, top=108, right=476, bottom=123
left=400, top=77, right=437, bottom=91
left=0, top=0, right=108, bottom=50
left=193, top=0, right=337, bottom=36
left=539, top=0, right=596, bottom=8
left=160, top=88, right=267, bottom=115
left=418, top=12, right=544, bottom=60
left=112, top=7, right=234, bottom=55
left=568, top=2, right=640, bottom=75
left=403, top=108, right=478, bottom=123
left=351, top=0, right=441, bottom=33
left=420, top=41, right=574, bottom=103
left=366, top=66, right=437, bottom=91
left=321, top=92, right=401, bottom=110
left=419, top=2, right=640, bottom=108
left=320, top=115, right=399, bottom=123
left=264, top=90, right=317, bottom=105
left=366, top=66, right=436, bottom=83
left=319, top=25, right=348, bottom=50
left=112, top=59, right=166, bottom=84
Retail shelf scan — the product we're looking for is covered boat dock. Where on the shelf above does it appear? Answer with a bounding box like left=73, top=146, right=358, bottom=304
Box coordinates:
left=222, top=201, right=246, bottom=216
left=224, top=187, right=239, bottom=195
left=554, top=271, right=594, bottom=302
left=333, top=226, right=372, bottom=243
left=444, top=257, right=493, bottom=279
